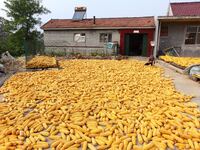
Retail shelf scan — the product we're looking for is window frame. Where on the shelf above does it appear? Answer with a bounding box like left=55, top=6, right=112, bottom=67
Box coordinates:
left=184, top=26, right=200, bottom=45
left=99, top=33, right=112, bottom=43
left=74, top=33, right=86, bottom=43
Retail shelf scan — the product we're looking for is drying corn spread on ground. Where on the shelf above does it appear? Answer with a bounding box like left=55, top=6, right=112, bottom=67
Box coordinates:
left=26, top=56, right=57, bottom=69
left=160, top=55, right=200, bottom=68
left=193, top=74, right=200, bottom=80
left=0, top=60, right=200, bottom=150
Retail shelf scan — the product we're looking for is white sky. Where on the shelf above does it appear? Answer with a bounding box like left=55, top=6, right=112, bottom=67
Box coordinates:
left=0, top=0, right=200, bottom=26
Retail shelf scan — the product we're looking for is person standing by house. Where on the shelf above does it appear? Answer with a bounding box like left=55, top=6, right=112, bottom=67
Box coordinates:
left=145, top=55, right=155, bottom=66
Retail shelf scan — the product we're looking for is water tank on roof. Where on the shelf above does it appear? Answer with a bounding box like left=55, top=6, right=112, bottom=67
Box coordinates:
left=72, top=7, right=87, bottom=21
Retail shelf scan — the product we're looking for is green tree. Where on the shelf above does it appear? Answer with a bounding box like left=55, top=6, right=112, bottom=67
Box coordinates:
left=3, top=0, right=50, bottom=56
left=0, top=17, right=10, bottom=54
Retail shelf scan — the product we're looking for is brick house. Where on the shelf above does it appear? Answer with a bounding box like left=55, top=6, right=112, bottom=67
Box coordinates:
left=41, top=8, right=155, bottom=56
left=155, top=2, right=200, bottom=57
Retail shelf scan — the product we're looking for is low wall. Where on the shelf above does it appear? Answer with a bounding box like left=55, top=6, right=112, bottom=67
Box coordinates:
left=180, top=46, right=200, bottom=57
left=44, top=46, right=116, bottom=56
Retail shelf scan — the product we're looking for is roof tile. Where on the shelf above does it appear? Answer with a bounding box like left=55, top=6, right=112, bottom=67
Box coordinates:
left=41, top=17, right=155, bottom=30
left=171, top=2, right=200, bottom=16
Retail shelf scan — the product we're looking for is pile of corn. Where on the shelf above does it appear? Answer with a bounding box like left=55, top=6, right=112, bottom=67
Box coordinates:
left=26, top=56, right=57, bottom=69
left=0, top=60, right=200, bottom=150
left=193, top=74, right=200, bottom=79
left=160, top=55, right=200, bottom=68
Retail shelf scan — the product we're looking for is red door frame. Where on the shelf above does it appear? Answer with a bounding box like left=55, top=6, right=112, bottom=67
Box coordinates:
left=119, top=29, right=155, bottom=57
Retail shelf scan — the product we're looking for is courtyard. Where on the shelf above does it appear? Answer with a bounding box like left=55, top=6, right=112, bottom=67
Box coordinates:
left=0, top=59, right=199, bottom=149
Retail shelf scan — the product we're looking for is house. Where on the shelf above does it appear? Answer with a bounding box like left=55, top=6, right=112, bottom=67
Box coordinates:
left=41, top=7, right=155, bottom=56
left=155, top=2, right=200, bottom=57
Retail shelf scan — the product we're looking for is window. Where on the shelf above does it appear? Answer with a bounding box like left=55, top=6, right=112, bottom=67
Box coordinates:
left=185, top=26, right=200, bottom=45
left=160, top=25, right=168, bottom=37
left=100, top=33, right=112, bottom=43
left=74, top=33, right=86, bottom=43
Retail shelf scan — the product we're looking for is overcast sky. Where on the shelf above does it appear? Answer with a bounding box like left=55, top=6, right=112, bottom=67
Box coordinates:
left=0, top=0, right=200, bottom=26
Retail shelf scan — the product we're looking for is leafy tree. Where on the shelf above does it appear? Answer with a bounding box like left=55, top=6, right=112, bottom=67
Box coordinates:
left=3, top=0, right=50, bottom=56
left=0, top=17, right=9, bottom=54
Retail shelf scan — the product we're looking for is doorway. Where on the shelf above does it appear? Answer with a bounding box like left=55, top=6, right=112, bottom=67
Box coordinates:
left=124, top=34, right=147, bottom=56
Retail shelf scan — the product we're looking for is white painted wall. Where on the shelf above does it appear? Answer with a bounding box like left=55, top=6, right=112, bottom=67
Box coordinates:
left=44, top=29, right=120, bottom=47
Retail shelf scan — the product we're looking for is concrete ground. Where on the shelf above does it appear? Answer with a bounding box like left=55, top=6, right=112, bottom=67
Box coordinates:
left=129, top=57, right=200, bottom=107
left=157, top=61, right=200, bottom=107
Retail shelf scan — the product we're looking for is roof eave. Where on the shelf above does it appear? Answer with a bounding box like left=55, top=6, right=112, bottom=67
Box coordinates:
left=158, top=16, right=200, bottom=20
left=41, top=19, right=53, bottom=30
left=42, top=26, right=155, bottom=31
left=158, top=16, right=200, bottom=23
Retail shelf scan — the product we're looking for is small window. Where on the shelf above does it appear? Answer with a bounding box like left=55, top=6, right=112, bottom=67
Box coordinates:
left=74, top=33, right=86, bottom=43
left=160, top=25, right=168, bottom=37
left=185, top=26, right=200, bottom=45
left=100, top=33, right=112, bottom=43
left=187, top=26, right=198, bottom=33
left=185, top=33, right=196, bottom=44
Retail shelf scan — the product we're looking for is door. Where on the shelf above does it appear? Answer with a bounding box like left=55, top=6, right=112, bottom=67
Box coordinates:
left=124, top=33, right=148, bottom=56
left=142, top=34, right=147, bottom=56
left=124, top=34, right=130, bottom=55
